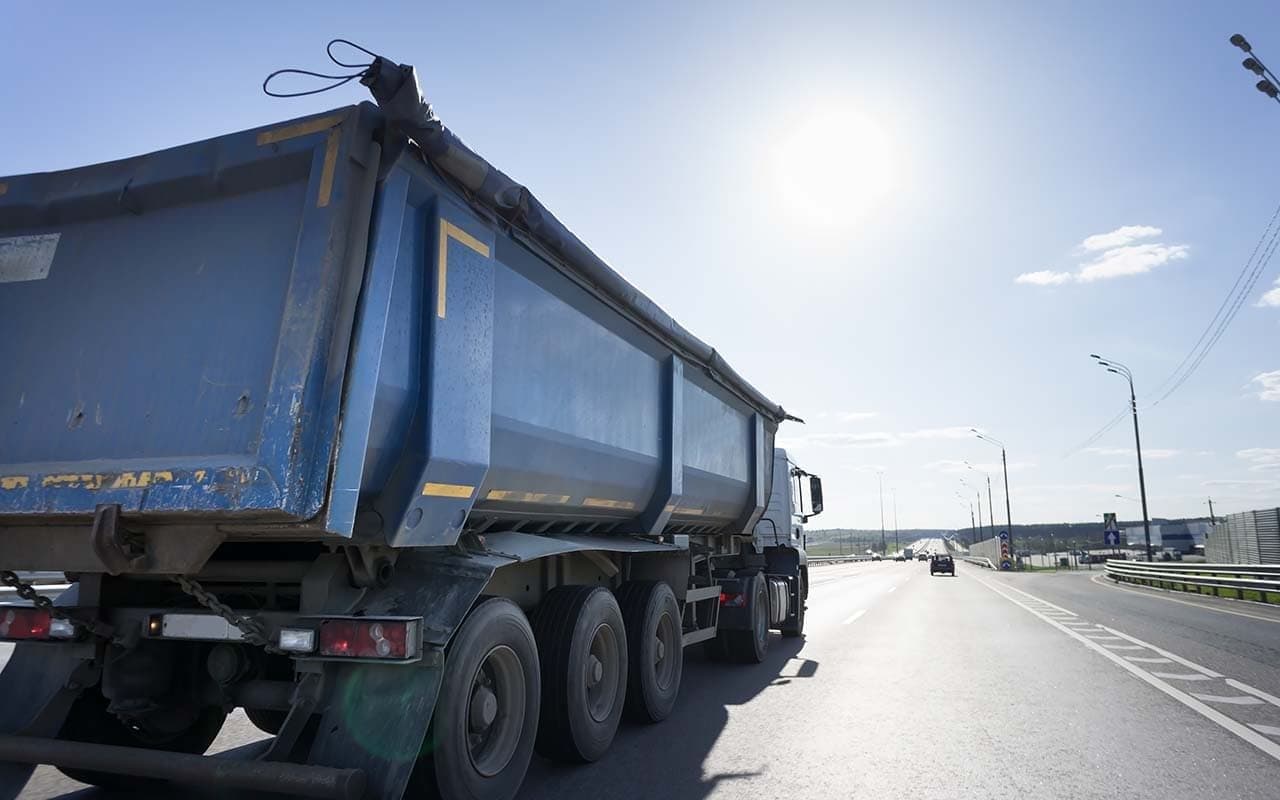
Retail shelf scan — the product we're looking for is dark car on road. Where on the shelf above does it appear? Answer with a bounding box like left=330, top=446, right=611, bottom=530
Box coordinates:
left=930, top=554, right=955, bottom=576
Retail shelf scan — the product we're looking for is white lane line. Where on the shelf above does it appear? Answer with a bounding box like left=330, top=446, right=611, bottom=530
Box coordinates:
left=988, top=580, right=1078, bottom=616
left=1227, top=679, right=1280, bottom=708
left=888, top=586, right=897, bottom=593
left=1190, top=693, right=1266, bottom=706
left=970, top=574, right=1280, bottom=762
left=842, top=610, right=867, bottom=625
left=1126, top=657, right=1174, bottom=664
left=1250, top=724, right=1280, bottom=736
left=1084, top=635, right=1123, bottom=640
left=1150, top=672, right=1214, bottom=681
left=1090, top=573, right=1280, bottom=625
left=1099, top=627, right=1224, bottom=678
left=1102, top=644, right=1146, bottom=650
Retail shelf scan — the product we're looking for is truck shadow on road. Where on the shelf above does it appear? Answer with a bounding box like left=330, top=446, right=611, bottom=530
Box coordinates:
left=520, top=632, right=817, bottom=800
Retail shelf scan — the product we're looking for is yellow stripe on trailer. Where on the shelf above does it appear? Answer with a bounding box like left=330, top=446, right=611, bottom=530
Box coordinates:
left=421, top=482, right=475, bottom=498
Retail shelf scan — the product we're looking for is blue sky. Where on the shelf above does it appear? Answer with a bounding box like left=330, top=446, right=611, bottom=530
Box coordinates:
left=4, top=1, right=1278, bottom=529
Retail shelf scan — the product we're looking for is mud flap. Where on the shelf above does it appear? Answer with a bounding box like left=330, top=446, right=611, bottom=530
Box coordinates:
left=0, top=588, right=92, bottom=800
left=303, top=550, right=507, bottom=799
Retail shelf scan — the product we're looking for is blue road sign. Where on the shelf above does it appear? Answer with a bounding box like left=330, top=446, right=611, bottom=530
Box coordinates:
left=999, top=559, right=1013, bottom=570
left=998, top=531, right=1009, bottom=541
left=1104, top=530, right=1120, bottom=547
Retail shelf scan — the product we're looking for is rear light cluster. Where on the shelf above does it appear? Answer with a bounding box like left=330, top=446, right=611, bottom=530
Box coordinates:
left=719, top=592, right=746, bottom=608
left=0, top=607, right=76, bottom=641
left=274, top=617, right=421, bottom=661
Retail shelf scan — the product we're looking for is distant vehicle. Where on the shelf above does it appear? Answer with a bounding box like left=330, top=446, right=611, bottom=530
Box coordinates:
left=903, top=547, right=914, bottom=560
left=930, top=554, right=955, bottom=576
left=893, top=554, right=906, bottom=562
left=917, top=552, right=929, bottom=561
left=872, top=553, right=883, bottom=561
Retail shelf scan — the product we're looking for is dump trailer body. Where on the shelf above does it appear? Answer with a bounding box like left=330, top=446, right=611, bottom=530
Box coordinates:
left=0, top=102, right=786, bottom=566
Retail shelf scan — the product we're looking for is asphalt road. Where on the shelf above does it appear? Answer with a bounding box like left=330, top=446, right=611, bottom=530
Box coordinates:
left=8, top=561, right=1280, bottom=799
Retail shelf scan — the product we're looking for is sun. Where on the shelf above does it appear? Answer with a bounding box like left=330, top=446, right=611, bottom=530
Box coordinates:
left=774, top=107, right=897, bottom=227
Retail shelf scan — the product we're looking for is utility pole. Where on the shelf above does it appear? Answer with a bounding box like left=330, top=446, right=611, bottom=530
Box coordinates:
left=974, top=430, right=1014, bottom=559
left=1207, top=497, right=1216, bottom=525
left=1092, top=354, right=1154, bottom=562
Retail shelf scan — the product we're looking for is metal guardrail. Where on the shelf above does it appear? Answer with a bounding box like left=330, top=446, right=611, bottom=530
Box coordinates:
left=961, top=556, right=996, bottom=570
left=808, top=555, right=878, bottom=565
left=1105, top=560, right=1280, bottom=603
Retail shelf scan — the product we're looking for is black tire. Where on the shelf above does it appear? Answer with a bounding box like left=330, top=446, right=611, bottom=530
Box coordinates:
left=420, top=597, right=540, bottom=800
left=245, top=706, right=287, bottom=735
left=530, top=586, right=628, bottom=762
left=725, top=574, right=769, bottom=664
left=617, top=581, right=682, bottom=723
left=56, top=689, right=225, bottom=789
left=781, top=574, right=805, bottom=638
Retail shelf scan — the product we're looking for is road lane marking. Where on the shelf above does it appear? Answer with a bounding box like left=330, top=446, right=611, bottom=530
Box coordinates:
left=990, top=581, right=1078, bottom=616
left=1084, top=635, right=1123, bottom=640
left=1099, top=626, right=1223, bottom=678
left=1227, top=679, right=1280, bottom=708
left=1250, top=724, right=1280, bottom=736
left=1090, top=573, right=1280, bottom=625
left=970, top=574, right=1280, bottom=762
left=1126, top=657, right=1174, bottom=664
left=842, top=610, right=867, bottom=625
left=888, top=586, right=896, bottom=593
left=1150, top=672, right=1214, bottom=681
left=1189, top=693, right=1265, bottom=706
left=1102, top=644, right=1145, bottom=650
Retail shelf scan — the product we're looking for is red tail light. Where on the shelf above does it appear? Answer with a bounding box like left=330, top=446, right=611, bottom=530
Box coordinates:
left=0, top=607, right=51, bottom=640
left=317, top=618, right=419, bottom=660
left=719, top=592, right=745, bottom=608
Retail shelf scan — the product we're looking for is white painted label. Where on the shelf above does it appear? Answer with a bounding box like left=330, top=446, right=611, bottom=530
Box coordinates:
left=0, top=233, right=59, bottom=283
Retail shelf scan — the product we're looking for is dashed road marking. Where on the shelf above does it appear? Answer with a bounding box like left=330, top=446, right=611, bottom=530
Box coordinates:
left=1190, top=693, right=1266, bottom=706
left=970, top=574, right=1280, bottom=762
left=1099, top=626, right=1223, bottom=678
left=1250, top=724, right=1280, bottom=736
left=1150, top=672, right=1214, bottom=681
left=842, top=610, right=867, bottom=625
left=1102, top=644, right=1145, bottom=650
left=1090, top=572, right=1280, bottom=625
left=1126, top=657, right=1174, bottom=664
left=1227, top=679, right=1280, bottom=708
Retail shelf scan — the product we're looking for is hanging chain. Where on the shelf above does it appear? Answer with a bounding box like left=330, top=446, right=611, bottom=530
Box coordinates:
left=0, top=569, right=114, bottom=639
left=169, top=575, right=285, bottom=655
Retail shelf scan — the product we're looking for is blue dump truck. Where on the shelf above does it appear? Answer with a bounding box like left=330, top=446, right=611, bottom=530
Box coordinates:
left=0, top=50, right=823, bottom=800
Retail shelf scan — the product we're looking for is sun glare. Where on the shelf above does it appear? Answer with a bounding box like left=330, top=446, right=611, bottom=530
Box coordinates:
left=774, top=108, right=897, bottom=227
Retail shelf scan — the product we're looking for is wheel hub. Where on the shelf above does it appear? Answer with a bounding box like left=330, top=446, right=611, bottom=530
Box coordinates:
left=654, top=637, right=666, bottom=663
left=586, top=655, right=604, bottom=686
left=469, top=685, right=498, bottom=732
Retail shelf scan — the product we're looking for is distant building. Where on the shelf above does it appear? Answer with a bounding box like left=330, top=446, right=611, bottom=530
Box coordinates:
left=1124, top=521, right=1211, bottom=554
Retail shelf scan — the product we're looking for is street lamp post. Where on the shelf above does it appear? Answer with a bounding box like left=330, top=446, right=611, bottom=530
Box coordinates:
left=1092, top=354, right=1154, bottom=562
left=960, top=478, right=984, bottom=542
left=892, top=489, right=899, bottom=553
left=966, top=461, right=996, bottom=542
left=955, top=491, right=976, bottom=545
left=877, top=470, right=886, bottom=554
left=973, top=430, right=1013, bottom=561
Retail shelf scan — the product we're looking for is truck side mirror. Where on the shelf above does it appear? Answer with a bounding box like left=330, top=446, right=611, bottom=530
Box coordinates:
left=808, top=476, right=824, bottom=516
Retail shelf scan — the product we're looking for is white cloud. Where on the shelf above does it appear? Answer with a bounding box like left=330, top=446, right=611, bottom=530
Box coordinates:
left=923, top=459, right=1033, bottom=473
left=1103, top=463, right=1129, bottom=471
left=1237, top=448, right=1280, bottom=472
left=1076, top=243, right=1189, bottom=282
left=1016, top=225, right=1187, bottom=286
left=1015, top=270, right=1072, bottom=286
left=794, top=432, right=901, bottom=448
left=838, top=411, right=879, bottom=422
left=901, top=426, right=978, bottom=440
left=1080, top=225, right=1162, bottom=251
left=1202, top=479, right=1278, bottom=487
left=1258, top=278, right=1280, bottom=308
left=1249, top=370, right=1280, bottom=401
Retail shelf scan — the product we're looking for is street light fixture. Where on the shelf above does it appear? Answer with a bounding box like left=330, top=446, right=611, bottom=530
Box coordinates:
left=1091, top=354, right=1154, bottom=562
left=960, top=477, right=984, bottom=542
left=955, top=491, right=977, bottom=545
left=877, top=469, right=886, bottom=554
left=1231, top=33, right=1280, bottom=105
left=973, top=428, right=1014, bottom=559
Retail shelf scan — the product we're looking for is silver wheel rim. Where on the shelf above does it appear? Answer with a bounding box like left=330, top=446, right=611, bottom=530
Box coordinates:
left=653, top=609, right=677, bottom=691
left=583, top=622, right=620, bottom=723
left=466, top=644, right=525, bottom=778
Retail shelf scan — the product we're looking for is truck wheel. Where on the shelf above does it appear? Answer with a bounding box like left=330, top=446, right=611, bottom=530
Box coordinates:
left=55, top=689, right=225, bottom=789
left=531, top=586, right=627, bottom=762
left=781, top=574, right=805, bottom=639
left=422, top=597, right=540, bottom=800
left=617, top=581, right=682, bottom=723
left=726, top=574, right=769, bottom=663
